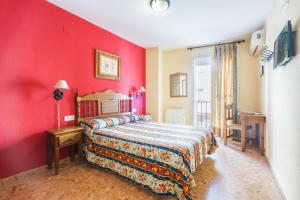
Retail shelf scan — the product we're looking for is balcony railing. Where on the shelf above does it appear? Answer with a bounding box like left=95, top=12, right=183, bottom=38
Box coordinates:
left=196, top=100, right=211, bottom=128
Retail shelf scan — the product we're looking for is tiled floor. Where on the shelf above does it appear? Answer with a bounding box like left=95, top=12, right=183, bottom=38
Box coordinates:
left=0, top=139, right=284, bottom=200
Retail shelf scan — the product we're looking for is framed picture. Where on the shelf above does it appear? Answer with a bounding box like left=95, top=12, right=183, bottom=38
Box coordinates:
left=95, top=49, right=121, bottom=80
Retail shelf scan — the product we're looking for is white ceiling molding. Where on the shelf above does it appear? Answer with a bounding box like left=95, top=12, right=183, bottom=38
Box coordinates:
left=47, top=0, right=273, bottom=49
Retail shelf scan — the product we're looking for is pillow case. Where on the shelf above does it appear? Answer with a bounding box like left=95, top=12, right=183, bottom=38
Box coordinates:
left=80, top=114, right=142, bottom=130
left=120, top=114, right=142, bottom=123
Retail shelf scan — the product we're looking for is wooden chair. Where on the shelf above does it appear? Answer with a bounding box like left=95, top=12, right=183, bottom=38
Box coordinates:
left=224, top=104, right=242, bottom=145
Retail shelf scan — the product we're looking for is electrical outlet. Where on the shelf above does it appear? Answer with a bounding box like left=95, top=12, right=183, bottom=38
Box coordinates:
left=64, top=115, right=75, bottom=122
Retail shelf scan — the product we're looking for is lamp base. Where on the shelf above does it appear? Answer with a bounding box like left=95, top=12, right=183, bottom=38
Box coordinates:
left=57, top=100, right=61, bottom=129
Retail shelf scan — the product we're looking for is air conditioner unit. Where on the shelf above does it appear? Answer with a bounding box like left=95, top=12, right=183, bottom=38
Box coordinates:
left=250, top=30, right=265, bottom=55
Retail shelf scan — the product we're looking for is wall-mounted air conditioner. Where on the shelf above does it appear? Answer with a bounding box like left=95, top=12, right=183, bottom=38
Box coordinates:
left=250, top=30, right=265, bottom=55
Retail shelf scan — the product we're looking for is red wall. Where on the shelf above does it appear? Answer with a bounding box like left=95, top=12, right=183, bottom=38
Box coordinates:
left=0, top=0, right=145, bottom=179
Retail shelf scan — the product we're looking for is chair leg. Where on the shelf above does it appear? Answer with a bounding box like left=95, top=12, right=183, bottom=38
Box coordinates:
left=224, top=128, right=227, bottom=145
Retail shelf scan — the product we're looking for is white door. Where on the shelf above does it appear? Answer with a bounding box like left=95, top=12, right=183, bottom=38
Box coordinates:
left=194, top=60, right=211, bottom=127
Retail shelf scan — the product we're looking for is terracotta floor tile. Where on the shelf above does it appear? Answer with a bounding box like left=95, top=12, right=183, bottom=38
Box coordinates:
left=0, top=139, right=283, bottom=200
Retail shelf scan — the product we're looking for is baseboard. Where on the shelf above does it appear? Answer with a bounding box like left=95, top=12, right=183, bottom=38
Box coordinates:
left=265, top=155, right=287, bottom=200
left=0, top=157, right=72, bottom=187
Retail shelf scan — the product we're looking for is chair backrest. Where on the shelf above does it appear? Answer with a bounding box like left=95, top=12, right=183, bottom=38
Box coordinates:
left=224, top=103, right=233, bottom=121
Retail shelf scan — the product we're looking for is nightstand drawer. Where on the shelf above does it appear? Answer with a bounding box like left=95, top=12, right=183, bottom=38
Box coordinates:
left=59, top=131, right=81, bottom=147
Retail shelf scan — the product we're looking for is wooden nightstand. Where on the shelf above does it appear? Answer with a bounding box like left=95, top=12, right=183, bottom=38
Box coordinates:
left=46, top=126, right=85, bottom=175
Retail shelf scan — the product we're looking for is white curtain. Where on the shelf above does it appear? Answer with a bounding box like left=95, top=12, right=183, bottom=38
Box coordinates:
left=211, top=44, right=238, bottom=137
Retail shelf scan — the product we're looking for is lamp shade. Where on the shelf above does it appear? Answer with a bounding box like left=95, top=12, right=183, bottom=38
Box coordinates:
left=54, top=80, right=69, bottom=90
left=139, top=86, right=146, bottom=93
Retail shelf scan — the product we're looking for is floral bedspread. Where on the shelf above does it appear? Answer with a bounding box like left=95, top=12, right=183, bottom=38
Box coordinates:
left=81, top=115, right=216, bottom=200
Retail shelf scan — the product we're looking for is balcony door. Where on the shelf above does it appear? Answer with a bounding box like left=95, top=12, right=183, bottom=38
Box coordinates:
left=193, top=57, right=211, bottom=127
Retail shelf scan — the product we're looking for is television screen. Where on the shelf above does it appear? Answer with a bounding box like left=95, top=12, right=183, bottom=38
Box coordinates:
left=273, top=20, right=295, bottom=68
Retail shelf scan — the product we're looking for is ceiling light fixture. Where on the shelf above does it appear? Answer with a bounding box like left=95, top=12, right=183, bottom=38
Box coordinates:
left=150, top=0, right=170, bottom=12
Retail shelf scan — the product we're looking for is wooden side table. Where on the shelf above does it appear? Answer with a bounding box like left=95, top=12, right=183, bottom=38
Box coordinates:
left=238, top=112, right=266, bottom=155
left=46, top=126, right=85, bottom=174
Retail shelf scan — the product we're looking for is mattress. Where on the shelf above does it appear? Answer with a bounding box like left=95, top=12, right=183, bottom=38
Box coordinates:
left=80, top=115, right=216, bottom=200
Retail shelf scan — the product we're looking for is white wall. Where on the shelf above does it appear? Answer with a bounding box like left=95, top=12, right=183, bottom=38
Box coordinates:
left=146, top=48, right=163, bottom=122
left=238, top=40, right=260, bottom=112
left=260, top=0, right=300, bottom=199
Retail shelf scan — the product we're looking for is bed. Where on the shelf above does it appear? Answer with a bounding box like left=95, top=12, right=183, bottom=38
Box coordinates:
left=76, top=89, right=217, bottom=200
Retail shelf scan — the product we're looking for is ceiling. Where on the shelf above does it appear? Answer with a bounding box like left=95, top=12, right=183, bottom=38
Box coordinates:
left=47, top=0, right=273, bottom=49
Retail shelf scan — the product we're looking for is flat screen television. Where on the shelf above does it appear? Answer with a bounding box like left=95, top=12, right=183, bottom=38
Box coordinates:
left=273, top=20, right=295, bottom=68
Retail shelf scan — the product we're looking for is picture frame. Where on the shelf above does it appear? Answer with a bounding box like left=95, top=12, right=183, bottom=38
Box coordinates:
left=95, top=49, right=121, bottom=80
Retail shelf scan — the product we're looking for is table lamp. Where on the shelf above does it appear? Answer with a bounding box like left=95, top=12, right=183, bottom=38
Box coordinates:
left=54, top=80, right=69, bottom=128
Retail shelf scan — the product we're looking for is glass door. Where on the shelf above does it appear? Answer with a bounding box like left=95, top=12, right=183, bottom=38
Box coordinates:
left=194, top=59, right=211, bottom=127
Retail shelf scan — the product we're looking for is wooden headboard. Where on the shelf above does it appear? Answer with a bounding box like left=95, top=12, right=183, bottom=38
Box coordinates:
left=76, top=89, right=132, bottom=123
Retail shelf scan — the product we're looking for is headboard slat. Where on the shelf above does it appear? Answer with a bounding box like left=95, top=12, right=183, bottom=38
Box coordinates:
left=98, top=101, right=101, bottom=116
left=91, top=101, right=94, bottom=116
left=83, top=102, right=86, bottom=118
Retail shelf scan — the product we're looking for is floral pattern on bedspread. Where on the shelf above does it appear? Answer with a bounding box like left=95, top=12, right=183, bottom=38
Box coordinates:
left=82, top=120, right=216, bottom=200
